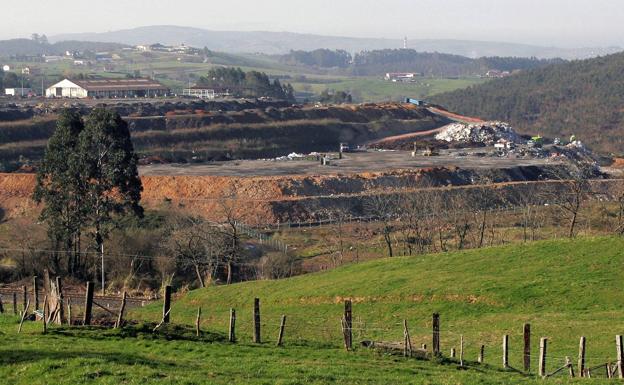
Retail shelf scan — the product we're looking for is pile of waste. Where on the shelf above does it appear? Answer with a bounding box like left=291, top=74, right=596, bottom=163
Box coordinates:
left=274, top=152, right=307, bottom=161
left=435, top=121, right=519, bottom=145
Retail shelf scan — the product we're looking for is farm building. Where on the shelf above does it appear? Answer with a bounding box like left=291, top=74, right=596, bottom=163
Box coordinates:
left=45, top=78, right=170, bottom=98
left=5, top=88, right=34, bottom=97
left=385, top=72, right=420, bottom=82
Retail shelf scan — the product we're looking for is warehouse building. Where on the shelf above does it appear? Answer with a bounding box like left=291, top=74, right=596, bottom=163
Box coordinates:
left=45, top=78, right=170, bottom=98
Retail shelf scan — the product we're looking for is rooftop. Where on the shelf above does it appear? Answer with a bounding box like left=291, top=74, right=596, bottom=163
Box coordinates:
left=70, top=78, right=169, bottom=92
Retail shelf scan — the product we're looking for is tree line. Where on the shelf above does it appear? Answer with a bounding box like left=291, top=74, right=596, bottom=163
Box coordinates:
left=196, top=67, right=295, bottom=102
left=278, top=48, right=563, bottom=77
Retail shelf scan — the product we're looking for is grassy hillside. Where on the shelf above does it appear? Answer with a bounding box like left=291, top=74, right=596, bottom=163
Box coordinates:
left=430, top=52, right=624, bottom=155
left=3, top=236, right=623, bottom=384
left=132, top=236, right=624, bottom=370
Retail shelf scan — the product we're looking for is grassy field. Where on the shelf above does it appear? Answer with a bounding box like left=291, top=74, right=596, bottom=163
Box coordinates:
left=3, top=51, right=488, bottom=102
left=291, top=77, right=489, bottom=103
left=0, top=316, right=571, bottom=385
left=2, top=236, right=623, bottom=384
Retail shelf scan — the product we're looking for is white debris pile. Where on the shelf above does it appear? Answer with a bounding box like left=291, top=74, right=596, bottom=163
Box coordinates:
left=274, top=152, right=307, bottom=161
left=435, top=121, right=520, bottom=145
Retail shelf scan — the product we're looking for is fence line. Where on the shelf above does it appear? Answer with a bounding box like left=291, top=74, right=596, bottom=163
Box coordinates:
left=6, top=284, right=624, bottom=381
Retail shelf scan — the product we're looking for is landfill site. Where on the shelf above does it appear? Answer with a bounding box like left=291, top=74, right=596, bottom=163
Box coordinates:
left=131, top=115, right=617, bottom=223
left=0, top=101, right=621, bottom=224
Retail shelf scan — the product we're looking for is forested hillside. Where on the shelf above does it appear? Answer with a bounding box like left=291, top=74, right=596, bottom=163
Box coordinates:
left=431, top=52, right=624, bottom=155
left=277, top=48, right=563, bottom=76
left=0, top=37, right=127, bottom=56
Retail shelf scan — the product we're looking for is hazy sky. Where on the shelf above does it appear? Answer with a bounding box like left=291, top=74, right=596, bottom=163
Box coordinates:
left=3, top=0, right=623, bottom=47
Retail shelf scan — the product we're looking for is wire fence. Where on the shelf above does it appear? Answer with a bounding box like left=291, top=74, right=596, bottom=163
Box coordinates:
left=4, top=287, right=622, bottom=380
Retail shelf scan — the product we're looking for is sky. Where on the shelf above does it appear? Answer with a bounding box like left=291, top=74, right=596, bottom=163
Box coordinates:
left=3, top=0, right=623, bottom=47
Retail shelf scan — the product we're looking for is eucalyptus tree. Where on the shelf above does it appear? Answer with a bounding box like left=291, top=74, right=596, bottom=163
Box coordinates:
left=79, top=109, right=143, bottom=292
left=34, top=108, right=143, bottom=285
left=34, top=110, right=87, bottom=275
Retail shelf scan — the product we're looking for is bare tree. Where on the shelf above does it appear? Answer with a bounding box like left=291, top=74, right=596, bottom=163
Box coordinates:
left=167, top=216, right=224, bottom=288
left=445, top=191, right=473, bottom=250
left=364, top=192, right=399, bottom=257
left=214, top=190, right=249, bottom=285
left=316, top=200, right=354, bottom=266
left=396, top=185, right=437, bottom=256
left=546, top=165, right=595, bottom=238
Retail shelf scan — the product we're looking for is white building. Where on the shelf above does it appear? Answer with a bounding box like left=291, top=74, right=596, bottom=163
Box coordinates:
left=46, top=78, right=170, bottom=98
left=182, top=87, right=216, bottom=99
left=5, top=88, right=33, bottom=97
left=385, top=72, right=419, bottom=82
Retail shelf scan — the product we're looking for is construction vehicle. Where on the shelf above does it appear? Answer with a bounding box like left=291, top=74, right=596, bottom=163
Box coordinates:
left=405, top=98, right=426, bottom=106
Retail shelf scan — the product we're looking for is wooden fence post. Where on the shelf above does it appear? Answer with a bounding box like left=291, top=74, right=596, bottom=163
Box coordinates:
left=432, top=313, right=440, bottom=356
left=460, top=335, right=465, bottom=366
left=163, top=286, right=172, bottom=324
left=523, top=323, right=531, bottom=372
left=67, top=297, right=72, bottom=326
left=0, top=295, right=4, bottom=313
left=403, top=320, right=412, bottom=357
left=195, top=307, right=201, bottom=336
left=616, top=335, right=624, bottom=379
left=228, top=308, right=236, bottom=343
left=83, top=281, right=94, bottom=326
left=566, top=356, right=575, bottom=378
left=42, top=294, right=48, bottom=334
left=116, top=292, right=127, bottom=329
left=56, top=276, right=64, bottom=325
left=478, top=345, right=485, bottom=364
left=22, top=285, right=27, bottom=312
left=578, top=336, right=586, bottom=377
left=33, top=276, right=39, bottom=310
left=12, top=292, right=17, bottom=315
left=253, top=298, right=261, bottom=343
left=344, top=300, right=352, bottom=351
left=277, top=315, right=286, bottom=346
left=539, top=337, right=547, bottom=378
left=503, top=334, right=509, bottom=368
left=17, top=299, right=30, bottom=334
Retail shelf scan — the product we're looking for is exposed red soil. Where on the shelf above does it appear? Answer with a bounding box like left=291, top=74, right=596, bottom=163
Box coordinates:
left=0, top=170, right=436, bottom=223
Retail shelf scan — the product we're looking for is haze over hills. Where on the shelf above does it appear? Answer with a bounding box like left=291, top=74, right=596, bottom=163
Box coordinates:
left=430, top=52, right=624, bottom=155
left=50, top=25, right=621, bottom=59
left=0, top=39, right=128, bottom=56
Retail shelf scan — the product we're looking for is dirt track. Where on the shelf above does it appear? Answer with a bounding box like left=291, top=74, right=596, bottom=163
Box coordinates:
left=140, top=150, right=558, bottom=177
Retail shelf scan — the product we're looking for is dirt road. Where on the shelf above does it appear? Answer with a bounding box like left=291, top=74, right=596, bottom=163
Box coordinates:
left=140, top=150, right=557, bottom=177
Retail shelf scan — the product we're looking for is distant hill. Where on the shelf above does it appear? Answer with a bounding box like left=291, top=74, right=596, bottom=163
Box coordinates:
left=51, top=25, right=621, bottom=59
left=278, top=49, right=564, bottom=77
left=0, top=39, right=128, bottom=56
left=430, top=52, right=624, bottom=155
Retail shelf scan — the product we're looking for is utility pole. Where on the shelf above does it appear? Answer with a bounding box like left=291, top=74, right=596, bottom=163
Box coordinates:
left=100, top=243, right=105, bottom=296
